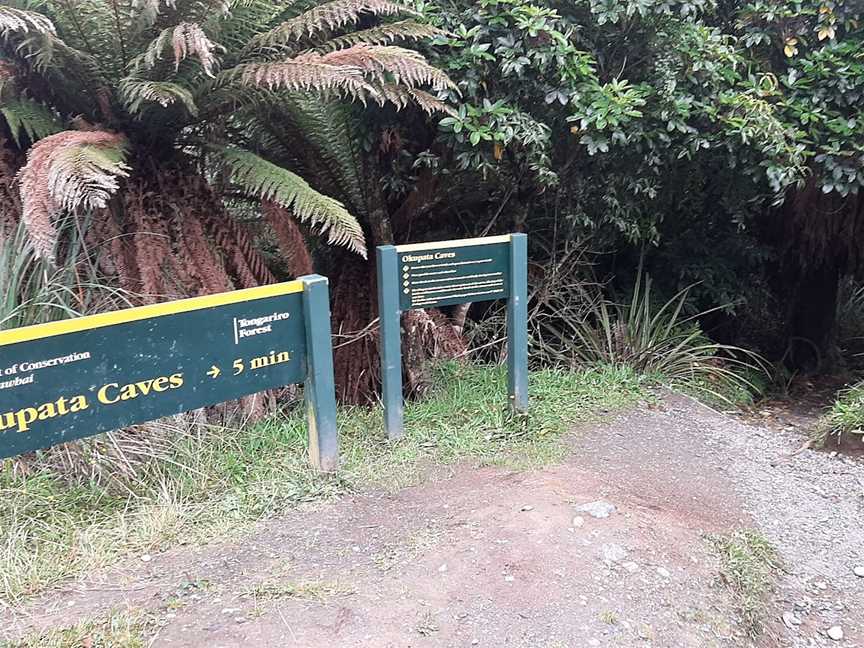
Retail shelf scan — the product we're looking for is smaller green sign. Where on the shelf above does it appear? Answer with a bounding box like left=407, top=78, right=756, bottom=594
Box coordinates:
left=0, top=276, right=339, bottom=471
left=398, top=239, right=511, bottom=311
left=377, top=235, right=528, bottom=440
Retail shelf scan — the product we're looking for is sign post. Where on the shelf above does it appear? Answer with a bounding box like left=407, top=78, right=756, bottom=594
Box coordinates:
left=376, top=234, right=528, bottom=440
left=0, top=275, right=339, bottom=472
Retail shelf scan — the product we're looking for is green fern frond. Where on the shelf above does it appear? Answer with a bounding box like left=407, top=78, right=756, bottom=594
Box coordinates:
left=319, top=20, right=445, bottom=52
left=0, top=98, right=64, bottom=146
left=217, top=147, right=367, bottom=257
left=210, top=0, right=298, bottom=53
left=245, top=0, right=413, bottom=54
left=119, top=77, right=199, bottom=116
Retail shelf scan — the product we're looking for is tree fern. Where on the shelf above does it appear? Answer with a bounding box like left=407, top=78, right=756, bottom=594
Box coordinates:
left=217, top=147, right=366, bottom=256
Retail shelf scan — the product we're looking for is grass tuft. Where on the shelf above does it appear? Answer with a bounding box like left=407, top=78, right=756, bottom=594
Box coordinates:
left=0, top=362, right=646, bottom=605
left=812, top=380, right=864, bottom=447
left=709, top=529, right=779, bottom=637
left=4, top=609, right=152, bottom=648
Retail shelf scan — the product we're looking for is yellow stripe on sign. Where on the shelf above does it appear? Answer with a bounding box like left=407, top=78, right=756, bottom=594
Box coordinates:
left=0, top=281, right=305, bottom=347
left=395, top=234, right=512, bottom=253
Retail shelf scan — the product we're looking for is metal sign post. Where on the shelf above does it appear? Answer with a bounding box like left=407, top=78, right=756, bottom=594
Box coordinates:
left=376, top=234, right=528, bottom=440
left=0, top=275, right=339, bottom=472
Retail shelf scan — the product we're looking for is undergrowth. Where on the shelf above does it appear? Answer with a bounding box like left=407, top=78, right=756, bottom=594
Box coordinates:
left=0, top=362, right=646, bottom=605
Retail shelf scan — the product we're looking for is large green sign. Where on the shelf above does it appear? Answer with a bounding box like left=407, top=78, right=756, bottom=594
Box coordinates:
left=0, top=276, right=339, bottom=471
left=377, top=235, right=528, bottom=440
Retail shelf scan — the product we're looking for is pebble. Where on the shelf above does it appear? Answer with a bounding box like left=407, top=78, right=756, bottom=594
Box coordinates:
left=577, top=501, right=617, bottom=519
left=140, top=554, right=152, bottom=563
left=622, top=561, right=639, bottom=573
left=826, top=625, right=844, bottom=641
left=782, top=611, right=802, bottom=629
left=572, top=516, right=585, bottom=528
left=656, top=567, right=671, bottom=579
left=601, top=543, right=628, bottom=564
left=438, top=564, right=448, bottom=573
left=854, top=566, right=864, bottom=578
left=520, top=505, right=534, bottom=512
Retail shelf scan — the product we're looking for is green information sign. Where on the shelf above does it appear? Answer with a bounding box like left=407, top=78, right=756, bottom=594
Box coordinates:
left=377, top=235, right=528, bottom=440
left=0, top=275, right=339, bottom=471
left=398, top=239, right=511, bottom=310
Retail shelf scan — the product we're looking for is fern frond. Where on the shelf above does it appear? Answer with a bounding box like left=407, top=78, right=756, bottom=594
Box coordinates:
left=209, top=0, right=298, bottom=52
left=132, top=22, right=222, bottom=76
left=17, top=130, right=130, bottom=260
left=319, top=20, right=445, bottom=52
left=0, top=98, right=64, bottom=146
left=374, top=84, right=455, bottom=115
left=226, top=57, right=374, bottom=99
left=216, top=147, right=366, bottom=257
left=246, top=0, right=413, bottom=53
left=119, top=78, right=199, bottom=116
left=131, top=0, right=175, bottom=32
left=316, top=44, right=455, bottom=91
left=0, top=6, right=56, bottom=40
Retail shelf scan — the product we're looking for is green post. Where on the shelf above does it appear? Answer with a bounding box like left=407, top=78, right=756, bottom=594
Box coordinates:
left=507, top=234, right=529, bottom=412
left=376, top=245, right=404, bottom=440
left=301, top=275, right=339, bottom=472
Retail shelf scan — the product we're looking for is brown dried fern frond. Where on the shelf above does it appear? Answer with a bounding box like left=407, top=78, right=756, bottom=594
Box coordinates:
left=17, top=130, right=129, bottom=260
left=264, top=200, right=313, bottom=277
left=210, top=211, right=276, bottom=288
left=316, top=45, right=455, bottom=93
left=231, top=58, right=374, bottom=99
left=374, top=84, right=455, bottom=115
left=246, top=0, right=413, bottom=53
left=134, top=22, right=221, bottom=76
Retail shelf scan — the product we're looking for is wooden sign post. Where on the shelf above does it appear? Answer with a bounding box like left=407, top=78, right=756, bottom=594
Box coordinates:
left=0, top=275, right=339, bottom=472
left=376, top=234, right=528, bottom=440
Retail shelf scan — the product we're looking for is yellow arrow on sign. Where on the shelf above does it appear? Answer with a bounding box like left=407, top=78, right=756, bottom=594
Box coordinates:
left=207, top=366, right=221, bottom=379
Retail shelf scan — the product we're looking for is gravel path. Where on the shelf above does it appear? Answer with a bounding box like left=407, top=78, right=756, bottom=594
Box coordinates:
left=1, top=393, right=862, bottom=647
left=682, top=398, right=864, bottom=648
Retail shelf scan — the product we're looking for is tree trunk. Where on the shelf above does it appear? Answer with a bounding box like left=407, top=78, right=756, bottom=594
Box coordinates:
left=785, top=259, right=841, bottom=372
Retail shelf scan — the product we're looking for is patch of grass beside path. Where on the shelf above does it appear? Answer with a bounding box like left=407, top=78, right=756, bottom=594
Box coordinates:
left=4, top=609, right=153, bottom=648
left=0, top=362, right=646, bottom=605
left=709, top=529, right=780, bottom=638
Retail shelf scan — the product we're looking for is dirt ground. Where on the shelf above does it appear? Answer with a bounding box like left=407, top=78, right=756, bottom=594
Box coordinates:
left=2, top=393, right=862, bottom=647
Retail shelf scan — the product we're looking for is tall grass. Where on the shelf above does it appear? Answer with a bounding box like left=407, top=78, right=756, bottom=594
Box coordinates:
left=813, top=381, right=864, bottom=446
left=0, top=217, right=130, bottom=330
left=569, top=269, right=767, bottom=403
